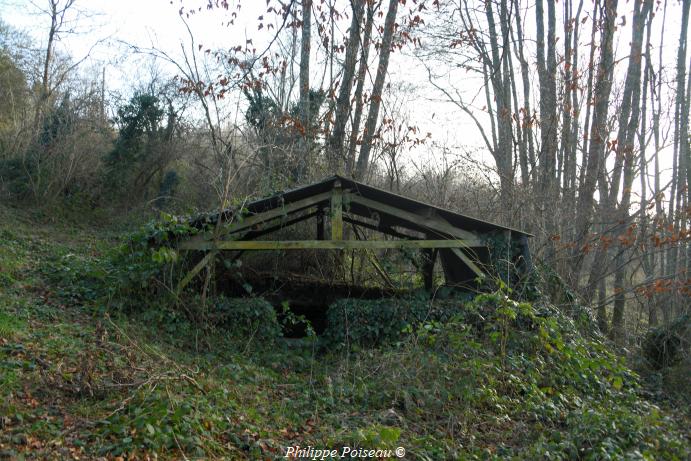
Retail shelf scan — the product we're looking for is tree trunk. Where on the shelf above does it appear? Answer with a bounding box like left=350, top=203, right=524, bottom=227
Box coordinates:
left=609, top=0, right=650, bottom=343
left=572, top=0, right=618, bottom=281
left=328, top=0, right=364, bottom=173
left=34, top=0, right=60, bottom=132
left=346, top=2, right=375, bottom=176
left=297, top=0, right=312, bottom=181
left=355, top=0, right=399, bottom=180
left=535, top=0, right=558, bottom=262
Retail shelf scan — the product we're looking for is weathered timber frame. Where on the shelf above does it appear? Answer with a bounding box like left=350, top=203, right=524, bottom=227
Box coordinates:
left=175, top=175, right=533, bottom=293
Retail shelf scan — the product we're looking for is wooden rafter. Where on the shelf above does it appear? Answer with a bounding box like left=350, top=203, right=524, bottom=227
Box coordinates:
left=351, top=222, right=396, bottom=289
left=185, top=191, right=333, bottom=247
left=240, top=210, right=318, bottom=241
left=346, top=194, right=478, bottom=240
left=343, top=215, right=421, bottom=240
left=450, top=247, right=485, bottom=279
left=176, top=250, right=217, bottom=294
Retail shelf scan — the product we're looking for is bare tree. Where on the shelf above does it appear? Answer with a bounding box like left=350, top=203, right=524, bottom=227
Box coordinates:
left=297, top=0, right=312, bottom=179
left=327, top=0, right=365, bottom=172
left=355, top=0, right=399, bottom=180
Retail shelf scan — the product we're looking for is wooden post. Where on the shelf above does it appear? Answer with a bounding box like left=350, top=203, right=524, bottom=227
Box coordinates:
left=422, top=248, right=437, bottom=292
left=331, top=180, right=343, bottom=240
left=504, top=229, right=512, bottom=289
left=176, top=250, right=217, bottom=295
left=317, top=207, right=325, bottom=240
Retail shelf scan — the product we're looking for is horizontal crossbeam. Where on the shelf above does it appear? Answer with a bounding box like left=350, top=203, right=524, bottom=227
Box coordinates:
left=179, top=239, right=484, bottom=251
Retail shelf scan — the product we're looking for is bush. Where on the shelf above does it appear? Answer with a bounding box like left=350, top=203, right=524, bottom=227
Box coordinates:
left=206, top=296, right=281, bottom=342
left=642, top=315, right=690, bottom=370
left=331, top=291, right=689, bottom=460
left=0, top=156, right=31, bottom=197
left=322, top=297, right=466, bottom=348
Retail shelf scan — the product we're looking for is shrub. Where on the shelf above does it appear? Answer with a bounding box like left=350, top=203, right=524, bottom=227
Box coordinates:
left=39, top=213, right=200, bottom=312
left=206, top=296, right=281, bottom=342
left=332, top=291, right=689, bottom=460
left=322, top=297, right=465, bottom=348
left=642, top=315, right=690, bottom=370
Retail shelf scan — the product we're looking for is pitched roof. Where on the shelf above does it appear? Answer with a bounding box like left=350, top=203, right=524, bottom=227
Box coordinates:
left=190, top=175, right=532, bottom=237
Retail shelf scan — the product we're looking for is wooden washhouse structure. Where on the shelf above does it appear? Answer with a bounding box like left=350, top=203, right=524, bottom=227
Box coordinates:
left=175, top=175, right=532, bottom=293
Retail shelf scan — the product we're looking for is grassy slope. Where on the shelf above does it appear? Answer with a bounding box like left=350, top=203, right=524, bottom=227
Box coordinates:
left=0, top=204, right=689, bottom=460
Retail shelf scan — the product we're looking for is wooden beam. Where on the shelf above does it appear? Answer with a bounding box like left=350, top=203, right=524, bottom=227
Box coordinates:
left=176, top=251, right=217, bottom=294
left=422, top=248, right=437, bottom=291
left=347, top=194, right=477, bottom=240
left=179, top=239, right=484, bottom=251
left=450, top=247, right=485, bottom=279
left=241, top=210, right=318, bottom=241
left=331, top=181, right=343, bottom=240
left=343, top=215, right=420, bottom=240
left=351, top=223, right=396, bottom=289
left=185, top=191, right=333, bottom=246
left=316, top=207, right=325, bottom=240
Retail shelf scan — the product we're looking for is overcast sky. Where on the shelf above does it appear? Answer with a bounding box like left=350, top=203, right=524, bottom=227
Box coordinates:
left=0, top=0, right=687, bottom=192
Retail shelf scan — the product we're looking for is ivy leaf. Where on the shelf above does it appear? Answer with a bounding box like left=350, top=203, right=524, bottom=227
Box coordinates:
left=612, top=376, right=623, bottom=391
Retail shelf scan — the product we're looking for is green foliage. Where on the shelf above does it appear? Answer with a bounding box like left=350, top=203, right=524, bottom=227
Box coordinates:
left=105, top=93, right=176, bottom=201
left=322, top=296, right=466, bottom=348
left=0, top=310, right=25, bottom=339
left=205, top=296, right=282, bottom=343
left=96, top=390, right=219, bottom=457
left=332, top=289, right=688, bottom=459
left=102, top=214, right=194, bottom=306
left=39, top=93, right=75, bottom=147
left=1, top=204, right=688, bottom=460
left=109, top=93, right=165, bottom=163
left=41, top=213, right=198, bottom=310
left=154, top=169, right=179, bottom=209
left=0, top=156, right=30, bottom=196
left=41, top=252, right=108, bottom=304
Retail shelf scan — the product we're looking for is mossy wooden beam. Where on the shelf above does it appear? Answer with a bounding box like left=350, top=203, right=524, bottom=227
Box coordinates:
left=331, top=180, right=343, bottom=240
left=347, top=194, right=477, bottom=240
left=185, top=191, right=333, bottom=247
left=343, top=215, right=420, bottom=240
left=176, top=250, right=217, bottom=294
left=450, top=247, right=485, bottom=279
left=350, top=223, right=396, bottom=289
left=241, top=210, right=318, bottom=241
left=224, top=191, right=331, bottom=235
left=179, top=239, right=483, bottom=251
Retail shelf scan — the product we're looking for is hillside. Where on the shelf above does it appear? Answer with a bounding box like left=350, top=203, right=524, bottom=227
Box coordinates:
left=0, top=204, right=689, bottom=460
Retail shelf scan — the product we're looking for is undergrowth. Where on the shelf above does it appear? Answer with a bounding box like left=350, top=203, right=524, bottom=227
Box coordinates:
left=0, top=208, right=689, bottom=459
